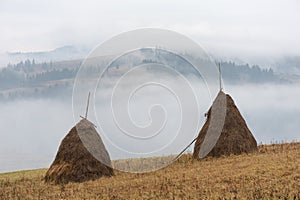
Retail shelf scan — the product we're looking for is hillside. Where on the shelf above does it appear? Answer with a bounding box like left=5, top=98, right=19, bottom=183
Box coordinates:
left=0, top=142, right=299, bottom=199
left=0, top=55, right=291, bottom=101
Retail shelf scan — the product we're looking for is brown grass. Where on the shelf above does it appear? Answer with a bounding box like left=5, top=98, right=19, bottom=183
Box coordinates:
left=1, top=142, right=300, bottom=199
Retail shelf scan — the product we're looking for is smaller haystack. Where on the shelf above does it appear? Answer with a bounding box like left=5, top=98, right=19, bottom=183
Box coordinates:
left=193, top=91, right=257, bottom=159
left=45, top=119, right=113, bottom=184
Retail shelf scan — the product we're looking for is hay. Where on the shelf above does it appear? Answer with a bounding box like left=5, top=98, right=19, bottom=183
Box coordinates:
left=193, top=91, right=257, bottom=159
left=45, top=119, right=113, bottom=184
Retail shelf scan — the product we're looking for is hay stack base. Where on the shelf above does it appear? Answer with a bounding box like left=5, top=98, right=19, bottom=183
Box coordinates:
left=45, top=119, right=113, bottom=184
left=193, top=91, right=257, bottom=158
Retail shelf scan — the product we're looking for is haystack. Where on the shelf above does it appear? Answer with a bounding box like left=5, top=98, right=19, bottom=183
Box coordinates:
left=193, top=91, right=257, bottom=159
left=45, top=119, right=114, bottom=184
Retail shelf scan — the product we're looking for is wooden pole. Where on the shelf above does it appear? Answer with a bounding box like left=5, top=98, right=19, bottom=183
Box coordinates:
left=218, top=62, right=222, bottom=91
left=172, top=137, right=198, bottom=162
left=85, top=92, right=90, bottom=119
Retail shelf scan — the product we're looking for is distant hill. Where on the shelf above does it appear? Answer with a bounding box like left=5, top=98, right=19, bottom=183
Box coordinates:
left=0, top=52, right=294, bottom=101
left=0, top=46, right=89, bottom=68
left=275, top=56, right=300, bottom=75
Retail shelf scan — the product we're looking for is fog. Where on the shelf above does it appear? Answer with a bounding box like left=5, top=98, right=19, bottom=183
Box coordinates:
left=0, top=99, right=73, bottom=172
left=1, top=0, right=300, bottom=173
left=1, top=0, right=300, bottom=66
left=225, top=84, right=300, bottom=143
left=0, top=82, right=299, bottom=172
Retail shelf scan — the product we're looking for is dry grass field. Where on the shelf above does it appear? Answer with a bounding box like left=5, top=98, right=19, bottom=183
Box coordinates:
left=0, top=142, right=299, bottom=199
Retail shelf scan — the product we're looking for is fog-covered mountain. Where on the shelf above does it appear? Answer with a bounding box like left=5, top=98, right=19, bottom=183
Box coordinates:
left=274, top=56, right=300, bottom=75
left=0, top=47, right=299, bottom=101
left=1, top=45, right=300, bottom=75
left=0, top=46, right=89, bottom=68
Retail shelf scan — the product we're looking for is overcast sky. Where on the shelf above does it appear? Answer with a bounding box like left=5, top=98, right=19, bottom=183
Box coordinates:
left=1, top=0, right=300, bottom=60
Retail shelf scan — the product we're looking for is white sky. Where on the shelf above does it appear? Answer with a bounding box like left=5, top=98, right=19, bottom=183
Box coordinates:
left=0, top=0, right=300, bottom=60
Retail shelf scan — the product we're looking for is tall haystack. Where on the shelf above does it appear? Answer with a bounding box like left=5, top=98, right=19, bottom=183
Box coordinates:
left=45, top=119, right=114, bottom=184
left=193, top=91, right=257, bottom=159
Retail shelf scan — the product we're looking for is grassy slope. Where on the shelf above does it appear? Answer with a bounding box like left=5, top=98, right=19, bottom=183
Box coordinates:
left=0, top=143, right=299, bottom=199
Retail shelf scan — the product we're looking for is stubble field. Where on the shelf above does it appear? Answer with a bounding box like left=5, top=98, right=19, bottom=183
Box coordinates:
left=0, top=142, right=299, bottom=199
